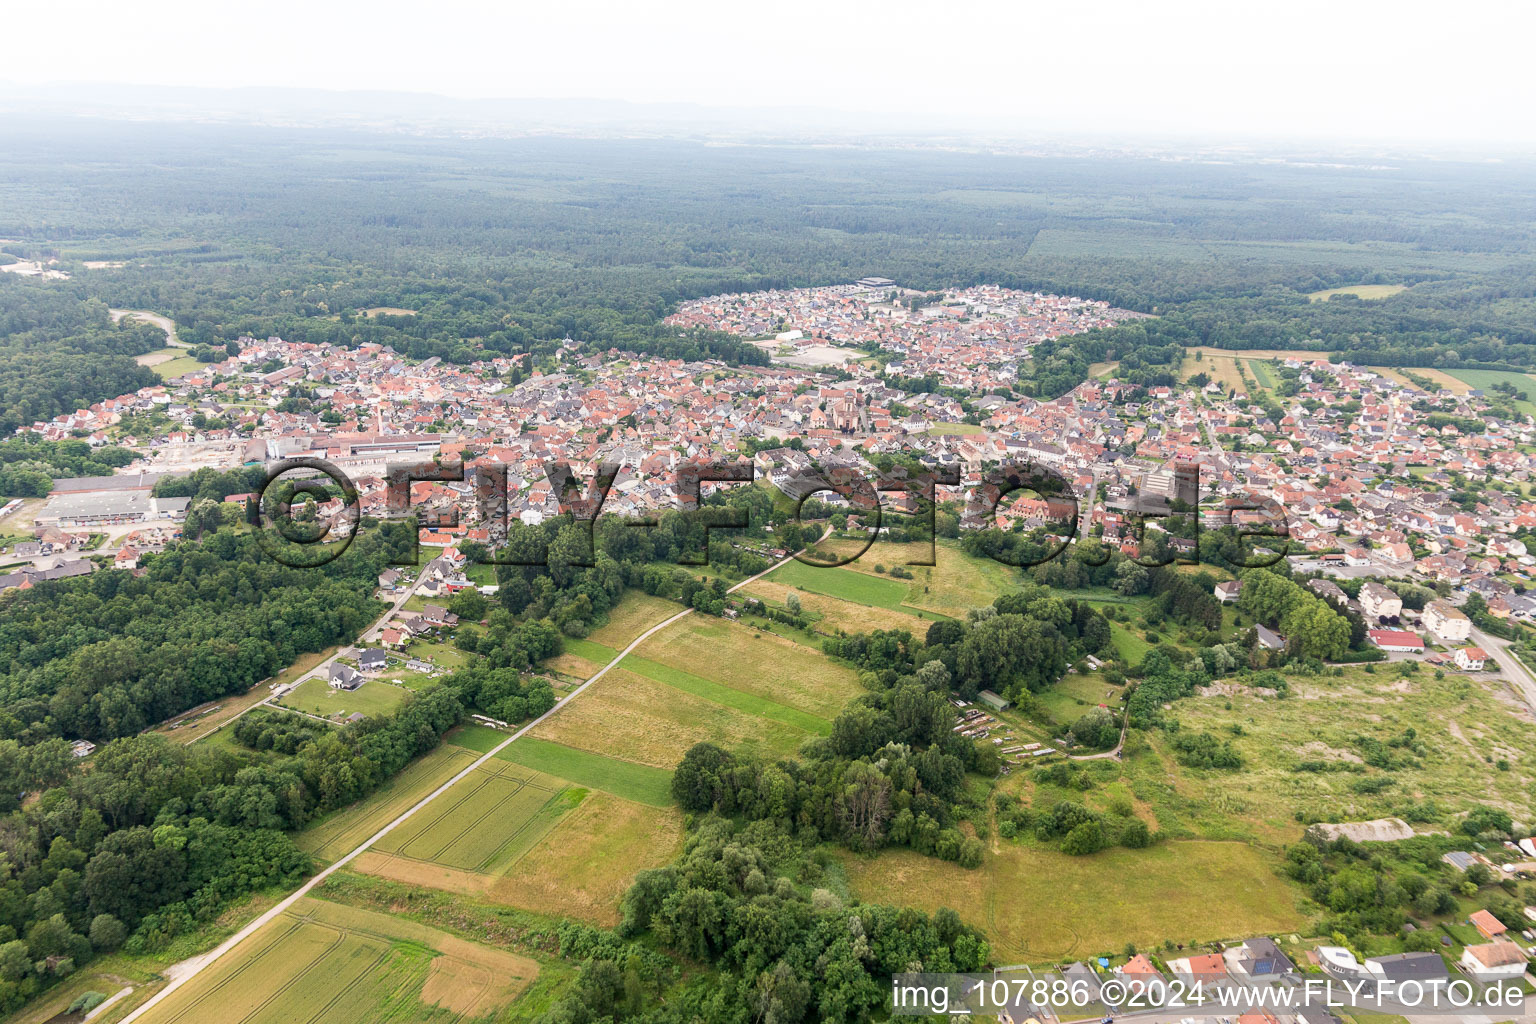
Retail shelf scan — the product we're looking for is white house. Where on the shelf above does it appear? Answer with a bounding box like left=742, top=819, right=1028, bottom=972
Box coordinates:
left=1423, top=600, right=1471, bottom=644
left=1359, top=582, right=1403, bottom=620
left=1459, top=940, right=1527, bottom=979
left=1454, top=646, right=1489, bottom=671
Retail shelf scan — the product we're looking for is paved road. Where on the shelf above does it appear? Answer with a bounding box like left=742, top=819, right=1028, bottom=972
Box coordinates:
left=118, top=539, right=820, bottom=1024
left=1470, top=625, right=1536, bottom=717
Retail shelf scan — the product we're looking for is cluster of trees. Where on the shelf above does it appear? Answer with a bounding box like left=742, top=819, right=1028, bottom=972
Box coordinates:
left=0, top=679, right=471, bottom=1013
left=0, top=523, right=401, bottom=742
left=1237, top=568, right=1353, bottom=660
left=535, top=817, right=990, bottom=1024
left=671, top=658, right=994, bottom=865
left=1283, top=832, right=1533, bottom=952
left=0, top=438, right=136, bottom=498
left=994, top=790, right=1151, bottom=855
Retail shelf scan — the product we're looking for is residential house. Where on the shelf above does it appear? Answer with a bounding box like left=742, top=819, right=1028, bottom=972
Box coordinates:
left=1359, top=581, right=1403, bottom=620
left=1224, top=937, right=1294, bottom=982
left=1422, top=600, right=1471, bottom=643
left=1214, top=580, right=1242, bottom=603
left=1255, top=625, right=1286, bottom=650
left=328, top=664, right=363, bottom=691
left=358, top=649, right=388, bottom=673
left=1454, top=646, right=1489, bottom=671
left=1459, top=940, right=1527, bottom=979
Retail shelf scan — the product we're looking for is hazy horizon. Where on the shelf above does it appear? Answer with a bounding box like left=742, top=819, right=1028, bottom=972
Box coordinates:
left=5, top=0, right=1535, bottom=150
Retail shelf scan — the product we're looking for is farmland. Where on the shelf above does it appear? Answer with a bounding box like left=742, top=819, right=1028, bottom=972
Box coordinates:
left=739, top=576, right=924, bottom=634
left=838, top=840, right=1303, bottom=961
left=633, top=615, right=862, bottom=718
left=528, top=664, right=817, bottom=767
left=776, top=536, right=1013, bottom=621
left=298, top=743, right=481, bottom=863
left=492, top=735, right=675, bottom=807
left=1443, top=368, right=1536, bottom=415
left=371, top=761, right=576, bottom=873
left=134, top=896, right=538, bottom=1024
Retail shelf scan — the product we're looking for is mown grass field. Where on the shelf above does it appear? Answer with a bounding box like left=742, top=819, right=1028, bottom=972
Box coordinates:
left=767, top=557, right=915, bottom=610
left=298, top=743, right=481, bottom=863
left=1444, top=368, right=1536, bottom=416
left=494, top=735, right=674, bottom=807
left=925, top=421, right=985, bottom=436
left=839, top=840, right=1304, bottom=961
left=1183, top=353, right=1249, bottom=393
left=634, top=615, right=861, bottom=718
left=529, top=665, right=815, bottom=767
left=278, top=675, right=410, bottom=720
left=621, top=653, right=832, bottom=734
left=373, top=762, right=577, bottom=874
left=136, top=896, right=538, bottom=1024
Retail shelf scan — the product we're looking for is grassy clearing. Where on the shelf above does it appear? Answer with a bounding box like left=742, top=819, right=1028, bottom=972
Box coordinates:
left=587, top=590, right=684, bottom=648
left=530, top=666, right=814, bottom=767
left=562, top=637, right=621, bottom=664
left=925, top=421, right=985, bottom=436
left=813, top=537, right=1015, bottom=619
left=1036, top=672, right=1123, bottom=726
left=486, top=791, right=684, bottom=925
left=277, top=676, right=410, bottom=720
left=152, top=354, right=207, bottom=379
left=298, top=744, right=481, bottom=862
left=374, top=762, right=576, bottom=873
left=635, top=615, right=861, bottom=719
left=496, top=736, right=674, bottom=807
left=1308, top=284, right=1408, bottom=302
left=135, top=896, right=537, bottom=1024
left=621, top=653, right=832, bottom=734
left=739, top=577, right=924, bottom=634
left=1443, top=368, right=1536, bottom=415
left=839, top=840, right=1303, bottom=962
left=1162, top=665, right=1536, bottom=842
left=767, top=557, right=914, bottom=609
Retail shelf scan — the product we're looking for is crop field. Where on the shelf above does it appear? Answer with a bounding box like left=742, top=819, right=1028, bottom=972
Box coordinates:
left=495, top=736, right=675, bottom=807
left=1444, top=369, right=1536, bottom=415
left=1405, top=367, right=1471, bottom=393
left=1245, top=358, right=1279, bottom=389
left=634, top=615, right=861, bottom=718
left=137, top=897, right=538, bottom=1024
left=839, top=840, right=1303, bottom=961
left=1184, top=354, right=1249, bottom=394
left=529, top=665, right=816, bottom=767
left=298, top=744, right=482, bottom=863
left=621, top=653, right=831, bottom=733
left=278, top=675, right=410, bottom=720
left=361, top=790, right=686, bottom=926
left=372, top=761, right=576, bottom=874
left=1307, top=283, right=1408, bottom=301
left=1159, top=666, right=1536, bottom=843
left=587, top=590, right=685, bottom=648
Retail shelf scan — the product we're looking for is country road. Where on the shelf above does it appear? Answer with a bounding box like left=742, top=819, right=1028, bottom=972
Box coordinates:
left=118, top=535, right=824, bottom=1024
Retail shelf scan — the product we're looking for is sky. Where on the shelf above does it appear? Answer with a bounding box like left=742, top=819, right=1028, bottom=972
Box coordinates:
left=7, top=0, right=1534, bottom=145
